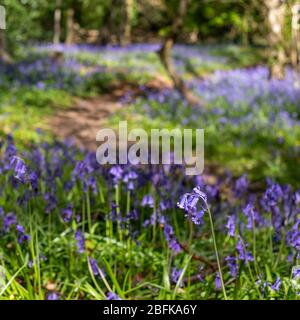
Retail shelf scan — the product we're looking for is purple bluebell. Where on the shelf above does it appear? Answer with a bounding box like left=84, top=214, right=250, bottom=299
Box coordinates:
left=292, top=266, right=300, bottom=279
left=226, top=215, right=235, bottom=237
left=16, top=225, right=30, bottom=244
left=89, top=258, right=99, bottom=276
left=109, top=165, right=123, bottom=185
left=29, top=171, right=39, bottom=194
left=46, top=293, right=60, bottom=300
left=243, top=204, right=259, bottom=230
left=10, top=156, right=27, bottom=182
left=263, top=183, right=283, bottom=208
left=236, top=236, right=254, bottom=263
left=270, top=276, right=282, bottom=291
left=163, top=223, right=181, bottom=253
left=171, top=268, right=182, bottom=284
left=225, top=256, right=238, bottom=277
left=191, top=210, right=205, bottom=225
left=106, top=292, right=121, bottom=300
left=215, top=272, right=221, bottom=291
left=3, top=213, right=17, bottom=232
left=234, top=175, right=248, bottom=197
left=141, top=194, right=154, bottom=208
left=62, top=204, right=73, bottom=222
left=75, top=230, right=85, bottom=253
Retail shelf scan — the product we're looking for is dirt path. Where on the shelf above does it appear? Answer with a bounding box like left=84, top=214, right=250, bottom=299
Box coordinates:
left=50, top=93, right=122, bottom=150
left=50, top=78, right=172, bottom=150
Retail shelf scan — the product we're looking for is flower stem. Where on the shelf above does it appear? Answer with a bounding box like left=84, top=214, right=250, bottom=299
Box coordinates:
left=205, top=201, right=228, bottom=300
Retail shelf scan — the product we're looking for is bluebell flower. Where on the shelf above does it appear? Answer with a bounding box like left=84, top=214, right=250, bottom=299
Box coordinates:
left=263, top=183, right=283, bottom=208
left=62, top=204, right=73, bottom=222
left=89, top=258, right=101, bottom=276
left=191, top=210, right=205, bottom=225
left=234, top=175, right=248, bottom=197
left=215, top=272, right=221, bottom=291
left=16, top=224, right=30, bottom=244
left=163, top=223, right=181, bottom=253
left=3, top=213, right=17, bottom=232
left=270, top=276, right=282, bottom=292
left=243, top=204, right=259, bottom=230
left=75, top=230, right=85, bottom=253
left=109, top=165, right=123, bottom=185
left=292, top=266, right=300, bottom=279
left=29, top=171, right=39, bottom=194
left=46, top=292, right=60, bottom=300
left=226, top=215, right=235, bottom=237
left=236, top=236, right=254, bottom=263
left=10, top=156, right=27, bottom=182
left=225, top=256, right=238, bottom=277
left=106, top=292, right=121, bottom=300
left=171, top=267, right=182, bottom=284
left=141, top=194, right=154, bottom=208
left=177, top=187, right=208, bottom=226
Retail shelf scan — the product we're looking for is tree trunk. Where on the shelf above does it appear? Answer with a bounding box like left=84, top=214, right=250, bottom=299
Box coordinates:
left=266, top=0, right=287, bottom=79
left=53, top=0, right=62, bottom=45
left=121, top=0, right=133, bottom=46
left=0, top=29, right=12, bottom=63
left=291, top=3, right=300, bottom=71
left=158, top=0, right=201, bottom=106
left=65, top=8, right=75, bottom=46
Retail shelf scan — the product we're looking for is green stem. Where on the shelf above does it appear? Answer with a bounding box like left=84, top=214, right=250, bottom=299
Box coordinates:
left=205, top=201, right=228, bottom=300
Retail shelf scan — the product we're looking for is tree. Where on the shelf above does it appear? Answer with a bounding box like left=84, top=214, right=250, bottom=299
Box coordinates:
left=265, top=0, right=287, bottom=79
left=291, top=2, right=300, bottom=71
left=121, top=0, right=133, bottom=45
left=66, top=8, right=75, bottom=45
left=158, top=0, right=201, bottom=106
left=53, top=0, right=62, bottom=45
left=0, top=6, right=11, bottom=63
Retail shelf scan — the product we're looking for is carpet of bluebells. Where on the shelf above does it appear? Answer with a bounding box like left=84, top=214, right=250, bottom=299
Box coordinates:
left=0, top=44, right=300, bottom=300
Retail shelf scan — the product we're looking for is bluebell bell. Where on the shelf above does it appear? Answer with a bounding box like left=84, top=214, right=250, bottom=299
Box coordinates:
left=226, top=215, right=235, bottom=237
left=3, top=213, right=17, bottom=232
left=171, top=268, right=182, bottom=284
left=243, top=204, right=259, bottom=230
left=10, top=156, right=27, bottom=182
left=62, top=204, right=73, bottom=222
left=46, top=292, right=60, bottom=300
left=292, top=266, right=300, bottom=279
left=16, top=224, right=30, bottom=244
left=225, top=256, right=238, bottom=277
left=191, top=210, right=205, bottom=225
left=270, top=276, right=282, bottom=292
left=106, top=292, right=121, bottom=300
left=141, top=194, right=154, bottom=208
left=89, top=258, right=99, bottom=276
left=263, top=183, right=283, bottom=208
left=75, top=230, right=85, bottom=253
left=236, top=236, right=254, bottom=263
left=234, top=175, right=248, bottom=197
left=215, top=272, right=221, bottom=290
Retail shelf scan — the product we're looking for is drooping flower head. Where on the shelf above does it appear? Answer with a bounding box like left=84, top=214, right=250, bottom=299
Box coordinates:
left=75, top=230, right=85, bottom=254
left=236, top=236, right=254, bottom=263
left=177, top=186, right=207, bottom=226
left=270, top=276, right=282, bottom=292
left=225, top=256, right=238, bottom=277
left=10, top=156, right=27, bottom=182
left=141, top=194, right=154, bottom=208
left=16, top=224, right=30, bottom=244
left=171, top=267, right=183, bottom=284
left=226, top=215, right=235, bottom=237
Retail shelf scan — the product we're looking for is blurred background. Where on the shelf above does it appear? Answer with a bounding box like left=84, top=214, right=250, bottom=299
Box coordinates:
left=0, top=0, right=300, bottom=185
